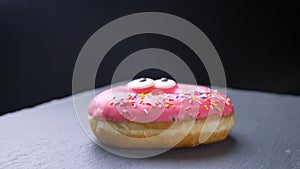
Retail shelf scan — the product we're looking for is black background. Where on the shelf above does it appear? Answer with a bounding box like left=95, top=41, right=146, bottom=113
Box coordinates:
left=0, top=0, right=299, bottom=115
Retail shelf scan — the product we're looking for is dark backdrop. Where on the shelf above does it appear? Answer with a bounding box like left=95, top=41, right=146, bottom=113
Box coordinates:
left=0, top=0, right=299, bottom=115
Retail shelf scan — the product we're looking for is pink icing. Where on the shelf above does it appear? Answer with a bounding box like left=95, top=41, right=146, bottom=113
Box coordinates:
left=88, top=83, right=234, bottom=123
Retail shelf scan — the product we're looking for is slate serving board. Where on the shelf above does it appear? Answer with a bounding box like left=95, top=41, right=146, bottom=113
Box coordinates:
left=1, top=87, right=300, bottom=169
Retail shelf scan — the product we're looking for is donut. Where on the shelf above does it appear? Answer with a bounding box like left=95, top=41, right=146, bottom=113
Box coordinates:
left=88, top=78, right=234, bottom=148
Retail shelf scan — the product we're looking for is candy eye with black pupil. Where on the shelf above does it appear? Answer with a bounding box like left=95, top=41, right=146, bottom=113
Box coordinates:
left=139, top=77, right=146, bottom=82
left=161, top=77, right=168, bottom=82
left=128, top=78, right=154, bottom=89
left=154, top=78, right=176, bottom=89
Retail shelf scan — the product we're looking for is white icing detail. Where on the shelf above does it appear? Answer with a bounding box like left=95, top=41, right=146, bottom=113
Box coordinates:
left=154, top=79, right=176, bottom=89
left=127, top=78, right=154, bottom=89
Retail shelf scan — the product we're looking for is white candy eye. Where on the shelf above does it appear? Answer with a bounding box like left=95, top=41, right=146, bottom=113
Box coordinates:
left=128, top=78, right=154, bottom=89
left=154, top=77, right=176, bottom=89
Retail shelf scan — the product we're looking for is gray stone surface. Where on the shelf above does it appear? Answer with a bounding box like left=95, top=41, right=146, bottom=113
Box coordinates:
left=1, top=88, right=300, bottom=169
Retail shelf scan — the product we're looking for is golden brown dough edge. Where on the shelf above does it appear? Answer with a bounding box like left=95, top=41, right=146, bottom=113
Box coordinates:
left=89, top=113, right=234, bottom=148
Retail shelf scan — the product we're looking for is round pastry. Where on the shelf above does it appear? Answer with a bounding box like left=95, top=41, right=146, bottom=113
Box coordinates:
left=88, top=78, right=234, bottom=148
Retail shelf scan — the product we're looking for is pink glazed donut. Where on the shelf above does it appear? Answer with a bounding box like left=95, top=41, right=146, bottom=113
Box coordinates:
left=88, top=77, right=234, bottom=148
